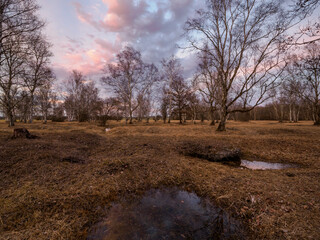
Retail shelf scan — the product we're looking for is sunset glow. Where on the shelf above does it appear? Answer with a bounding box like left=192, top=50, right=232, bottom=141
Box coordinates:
left=38, top=0, right=202, bottom=81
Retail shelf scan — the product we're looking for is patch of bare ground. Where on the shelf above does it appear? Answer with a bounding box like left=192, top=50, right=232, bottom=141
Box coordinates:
left=0, top=120, right=319, bottom=239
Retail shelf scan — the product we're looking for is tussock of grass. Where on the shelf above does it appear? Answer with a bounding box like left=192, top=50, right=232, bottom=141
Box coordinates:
left=0, top=120, right=320, bottom=239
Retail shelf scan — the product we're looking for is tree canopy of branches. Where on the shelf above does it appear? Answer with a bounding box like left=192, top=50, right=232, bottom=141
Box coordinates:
left=101, top=46, right=159, bottom=124
left=161, top=56, right=184, bottom=123
left=64, top=70, right=101, bottom=122
left=293, top=43, right=320, bottom=125
left=184, top=0, right=319, bottom=131
left=193, top=49, right=220, bottom=125
left=23, top=34, right=53, bottom=123
left=161, top=57, right=191, bottom=124
left=0, top=0, right=53, bottom=126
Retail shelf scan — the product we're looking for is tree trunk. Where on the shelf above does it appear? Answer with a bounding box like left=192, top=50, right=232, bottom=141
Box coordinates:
left=209, top=106, right=215, bottom=126
left=289, top=104, right=292, bottom=122
left=314, top=108, right=320, bottom=125
left=217, top=108, right=227, bottom=131
left=314, top=117, right=320, bottom=125
left=295, top=106, right=300, bottom=123
left=8, top=111, right=15, bottom=127
left=279, top=105, right=284, bottom=123
left=29, top=93, right=34, bottom=123
left=129, top=109, right=133, bottom=124
left=43, top=111, right=47, bottom=124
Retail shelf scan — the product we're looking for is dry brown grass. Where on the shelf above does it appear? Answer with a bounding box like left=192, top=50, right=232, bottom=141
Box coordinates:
left=0, top=120, right=319, bottom=239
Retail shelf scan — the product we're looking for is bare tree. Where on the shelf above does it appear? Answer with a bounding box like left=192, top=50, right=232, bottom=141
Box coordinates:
left=187, top=92, right=199, bottom=124
left=294, top=43, right=320, bottom=125
left=0, top=31, right=26, bottom=126
left=137, top=92, right=151, bottom=123
left=168, top=75, right=190, bottom=124
left=101, top=46, right=159, bottom=124
left=16, top=90, right=30, bottom=122
left=282, top=59, right=302, bottom=122
left=0, top=0, right=44, bottom=68
left=193, top=49, right=220, bottom=125
left=184, top=0, right=318, bottom=131
left=0, top=0, right=46, bottom=126
left=23, top=34, right=53, bottom=123
left=97, top=97, right=121, bottom=126
left=64, top=70, right=84, bottom=121
left=161, top=56, right=183, bottom=123
left=37, top=72, right=55, bottom=124
left=160, top=89, right=169, bottom=123
left=64, top=70, right=101, bottom=122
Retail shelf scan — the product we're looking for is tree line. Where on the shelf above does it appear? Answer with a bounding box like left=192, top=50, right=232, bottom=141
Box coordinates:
left=0, top=0, right=319, bottom=130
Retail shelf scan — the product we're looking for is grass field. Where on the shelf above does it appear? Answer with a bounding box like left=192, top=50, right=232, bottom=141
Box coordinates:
left=0, top=120, right=319, bottom=239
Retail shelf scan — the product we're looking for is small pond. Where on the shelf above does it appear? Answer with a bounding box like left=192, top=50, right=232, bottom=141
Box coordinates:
left=240, top=160, right=298, bottom=170
left=87, top=188, right=247, bottom=240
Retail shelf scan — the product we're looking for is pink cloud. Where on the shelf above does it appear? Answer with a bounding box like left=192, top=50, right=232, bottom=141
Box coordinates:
left=103, top=12, right=124, bottom=30
left=86, top=49, right=105, bottom=65
left=100, top=0, right=148, bottom=31
left=65, top=53, right=84, bottom=64
left=72, top=2, right=101, bottom=30
left=60, top=42, right=115, bottom=76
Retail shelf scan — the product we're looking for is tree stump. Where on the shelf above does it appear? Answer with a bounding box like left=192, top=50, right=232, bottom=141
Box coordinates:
left=13, top=128, right=37, bottom=139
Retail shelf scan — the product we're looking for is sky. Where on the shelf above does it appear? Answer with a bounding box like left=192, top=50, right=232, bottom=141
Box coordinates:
left=37, top=0, right=320, bottom=93
left=37, top=0, right=202, bottom=87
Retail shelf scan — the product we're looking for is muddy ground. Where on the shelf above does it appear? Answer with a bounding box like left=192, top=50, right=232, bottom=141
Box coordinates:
left=0, top=120, right=319, bottom=239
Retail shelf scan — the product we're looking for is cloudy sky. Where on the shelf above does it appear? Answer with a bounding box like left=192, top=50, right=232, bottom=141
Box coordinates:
left=38, top=0, right=203, bottom=84
left=38, top=0, right=320, bottom=89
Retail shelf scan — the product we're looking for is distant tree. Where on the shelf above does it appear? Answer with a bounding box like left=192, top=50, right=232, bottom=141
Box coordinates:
left=282, top=60, right=302, bottom=122
left=64, top=70, right=101, bottom=122
left=295, top=43, right=320, bottom=125
left=64, top=71, right=84, bottom=121
left=37, top=78, right=55, bottom=124
left=16, top=90, right=30, bottom=123
left=169, top=75, right=190, bottom=124
left=160, top=89, right=169, bottom=123
left=23, top=34, right=53, bottom=123
left=187, top=92, right=199, bottom=124
left=97, top=97, right=120, bottom=126
left=161, top=56, right=185, bottom=123
left=193, top=49, right=219, bottom=125
left=137, top=92, right=151, bottom=123
left=102, top=46, right=159, bottom=124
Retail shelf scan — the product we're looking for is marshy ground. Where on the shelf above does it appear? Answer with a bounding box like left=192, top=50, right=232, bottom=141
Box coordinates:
left=0, top=120, right=319, bottom=239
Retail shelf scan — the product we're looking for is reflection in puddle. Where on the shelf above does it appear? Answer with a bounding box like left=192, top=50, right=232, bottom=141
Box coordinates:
left=240, top=160, right=297, bottom=170
left=87, top=189, right=246, bottom=240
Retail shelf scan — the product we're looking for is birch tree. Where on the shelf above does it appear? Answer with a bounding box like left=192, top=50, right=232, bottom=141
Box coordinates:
left=23, top=34, right=52, bottom=123
left=101, top=46, right=159, bottom=124
left=184, top=0, right=319, bottom=131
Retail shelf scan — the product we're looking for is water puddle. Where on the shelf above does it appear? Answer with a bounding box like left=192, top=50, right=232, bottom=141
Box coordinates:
left=240, top=160, right=298, bottom=170
left=87, top=188, right=247, bottom=240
